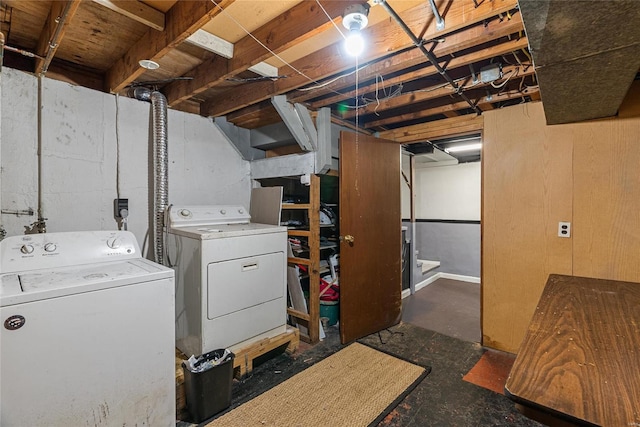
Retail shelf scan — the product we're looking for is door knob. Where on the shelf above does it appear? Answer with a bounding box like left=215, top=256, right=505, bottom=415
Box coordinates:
left=340, top=234, right=355, bottom=243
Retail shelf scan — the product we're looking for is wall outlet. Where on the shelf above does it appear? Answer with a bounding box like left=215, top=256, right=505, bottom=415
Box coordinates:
left=114, top=198, right=129, bottom=219
left=558, top=221, right=571, bottom=238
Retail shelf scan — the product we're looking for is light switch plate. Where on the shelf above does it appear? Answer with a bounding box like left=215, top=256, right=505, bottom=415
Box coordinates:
left=558, top=221, right=571, bottom=238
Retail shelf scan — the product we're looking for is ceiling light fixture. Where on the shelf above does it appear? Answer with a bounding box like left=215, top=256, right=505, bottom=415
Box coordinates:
left=342, top=3, right=370, bottom=57
left=138, top=59, right=160, bottom=70
left=445, top=143, right=483, bottom=153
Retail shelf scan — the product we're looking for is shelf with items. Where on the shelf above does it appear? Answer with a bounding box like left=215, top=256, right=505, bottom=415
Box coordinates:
left=281, top=174, right=321, bottom=343
left=258, top=174, right=338, bottom=344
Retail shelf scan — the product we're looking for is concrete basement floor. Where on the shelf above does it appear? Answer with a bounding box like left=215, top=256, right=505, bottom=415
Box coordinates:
left=178, top=322, right=543, bottom=426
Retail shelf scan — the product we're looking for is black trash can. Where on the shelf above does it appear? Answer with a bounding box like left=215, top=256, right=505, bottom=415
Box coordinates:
left=182, top=349, right=235, bottom=423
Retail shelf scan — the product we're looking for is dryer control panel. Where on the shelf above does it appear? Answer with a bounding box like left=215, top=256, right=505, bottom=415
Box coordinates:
left=0, top=231, right=140, bottom=274
left=168, top=205, right=251, bottom=228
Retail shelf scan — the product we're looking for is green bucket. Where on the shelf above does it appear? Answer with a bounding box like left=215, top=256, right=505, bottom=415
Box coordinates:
left=319, top=300, right=339, bottom=326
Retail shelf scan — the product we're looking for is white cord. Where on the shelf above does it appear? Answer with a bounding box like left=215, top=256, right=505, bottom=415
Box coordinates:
left=315, top=0, right=346, bottom=40
left=491, top=69, right=517, bottom=89
left=296, top=64, right=368, bottom=91
left=209, top=0, right=345, bottom=96
left=115, top=93, right=120, bottom=199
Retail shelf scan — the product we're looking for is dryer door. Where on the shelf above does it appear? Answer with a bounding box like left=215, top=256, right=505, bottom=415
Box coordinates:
left=207, top=252, right=285, bottom=319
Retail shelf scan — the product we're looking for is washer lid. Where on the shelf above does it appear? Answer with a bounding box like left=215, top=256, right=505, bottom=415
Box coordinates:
left=0, top=259, right=173, bottom=306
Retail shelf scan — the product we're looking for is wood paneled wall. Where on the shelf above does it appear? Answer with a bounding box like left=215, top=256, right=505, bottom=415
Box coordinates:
left=482, top=99, right=640, bottom=353
left=482, top=103, right=573, bottom=352
left=573, top=119, right=640, bottom=281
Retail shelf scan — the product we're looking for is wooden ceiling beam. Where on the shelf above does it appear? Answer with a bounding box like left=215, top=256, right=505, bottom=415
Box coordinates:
left=378, top=114, right=484, bottom=143
left=314, top=37, right=529, bottom=110
left=293, top=11, right=524, bottom=104
left=91, top=0, right=164, bottom=31
left=163, top=0, right=353, bottom=107
left=201, top=0, right=519, bottom=118
left=106, top=0, right=236, bottom=94
left=341, top=63, right=534, bottom=119
left=367, top=86, right=539, bottom=128
left=35, top=0, right=82, bottom=75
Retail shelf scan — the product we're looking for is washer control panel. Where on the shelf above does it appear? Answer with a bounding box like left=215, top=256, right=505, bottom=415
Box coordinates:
left=0, top=231, right=140, bottom=274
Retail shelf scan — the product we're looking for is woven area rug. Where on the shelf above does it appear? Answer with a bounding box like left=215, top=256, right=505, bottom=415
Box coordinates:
left=206, top=342, right=430, bottom=427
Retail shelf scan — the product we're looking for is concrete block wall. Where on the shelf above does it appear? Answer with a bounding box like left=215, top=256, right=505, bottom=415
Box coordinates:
left=1, top=68, right=251, bottom=252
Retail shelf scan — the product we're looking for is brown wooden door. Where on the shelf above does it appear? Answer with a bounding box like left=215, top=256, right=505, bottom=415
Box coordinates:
left=339, top=131, right=402, bottom=344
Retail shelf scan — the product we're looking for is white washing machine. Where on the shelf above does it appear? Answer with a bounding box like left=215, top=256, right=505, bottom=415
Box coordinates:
left=0, top=231, right=175, bottom=426
left=167, top=205, right=287, bottom=357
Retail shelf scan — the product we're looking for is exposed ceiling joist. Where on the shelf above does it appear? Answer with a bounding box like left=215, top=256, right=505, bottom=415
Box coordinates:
left=106, top=0, right=236, bottom=93
left=294, top=11, right=524, bottom=105
left=312, top=31, right=528, bottom=111
left=91, top=0, right=164, bottom=31
left=366, top=86, right=539, bottom=128
left=200, top=0, right=519, bottom=118
left=379, top=114, right=485, bottom=143
left=35, top=0, right=82, bottom=75
left=344, top=64, right=535, bottom=120
left=163, top=0, right=353, bottom=106
left=306, top=36, right=529, bottom=113
left=9, top=0, right=624, bottom=141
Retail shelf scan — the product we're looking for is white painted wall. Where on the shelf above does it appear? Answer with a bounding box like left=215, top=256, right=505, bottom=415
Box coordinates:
left=414, top=162, right=481, bottom=221
left=401, top=152, right=412, bottom=219
left=1, top=68, right=251, bottom=251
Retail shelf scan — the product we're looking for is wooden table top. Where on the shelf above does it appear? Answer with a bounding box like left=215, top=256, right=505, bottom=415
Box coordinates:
left=505, top=274, right=640, bottom=427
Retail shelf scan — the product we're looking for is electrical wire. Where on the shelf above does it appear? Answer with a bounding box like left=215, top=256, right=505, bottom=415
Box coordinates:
left=115, top=94, right=121, bottom=199
left=315, top=0, right=346, bottom=40
left=208, top=0, right=347, bottom=97
left=374, top=75, right=381, bottom=115
left=296, top=64, right=368, bottom=91
left=491, top=68, right=518, bottom=89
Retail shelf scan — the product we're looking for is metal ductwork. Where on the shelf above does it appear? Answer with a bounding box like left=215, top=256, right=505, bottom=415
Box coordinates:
left=132, top=87, right=169, bottom=264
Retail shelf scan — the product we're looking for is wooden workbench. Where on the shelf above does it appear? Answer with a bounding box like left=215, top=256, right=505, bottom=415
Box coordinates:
left=505, top=274, right=640, bottom=426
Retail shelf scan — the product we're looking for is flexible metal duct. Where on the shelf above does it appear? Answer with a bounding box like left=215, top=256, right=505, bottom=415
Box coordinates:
left=131, top=87, right=168, bottom=264
left=150, top=91, right=169, bottom=265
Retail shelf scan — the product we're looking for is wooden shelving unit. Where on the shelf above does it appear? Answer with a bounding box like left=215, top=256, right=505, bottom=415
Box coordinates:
left=261, top=174, right=337, bottom=344
left=282, top=174, right=321, bottom=343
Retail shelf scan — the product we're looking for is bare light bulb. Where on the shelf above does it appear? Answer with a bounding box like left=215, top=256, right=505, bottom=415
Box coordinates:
left=342, top=4, right=369, bottom=57
left=345, top=29, right=365, bottom=57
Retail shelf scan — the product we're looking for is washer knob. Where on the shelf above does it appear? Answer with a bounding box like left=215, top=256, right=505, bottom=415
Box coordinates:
left=238, top=208, right=244, bottom=214
left=20, top=244, right=34, bottom=254
left=44, top=243, right=57, bottom=252
left=220, top=209, right=226, bottom=215
left=179, top=209, right=191, bottom=217
left=107, top=238, right=121, bottom=249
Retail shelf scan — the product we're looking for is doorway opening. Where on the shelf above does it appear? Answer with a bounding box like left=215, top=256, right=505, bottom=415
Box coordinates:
left=401, top=134, right=482, bottom=343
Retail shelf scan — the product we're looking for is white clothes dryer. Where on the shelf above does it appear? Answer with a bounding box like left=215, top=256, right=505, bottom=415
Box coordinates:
left=0, top=231, right=175, bottom=426
left=167, top=205, right=287, bottom=357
